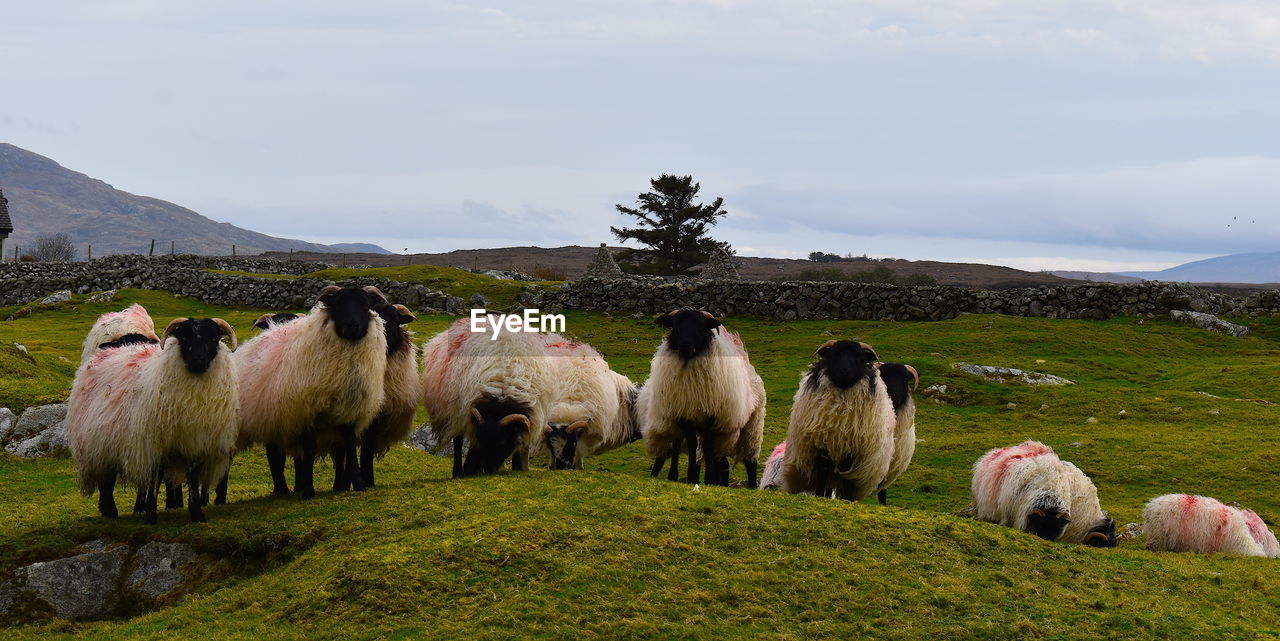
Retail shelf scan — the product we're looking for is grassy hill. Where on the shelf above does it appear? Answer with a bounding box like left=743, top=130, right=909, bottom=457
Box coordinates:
left=2, top=290, right=1279, bottom=638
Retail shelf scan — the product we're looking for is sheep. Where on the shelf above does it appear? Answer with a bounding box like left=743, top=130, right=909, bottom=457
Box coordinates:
left=80, top=303, right=159, bottom=364
left=780, top=340, right=895, bottom=501
left=1143, top=494, right=1279, bottom=557
left=759, top=441, right=787, bottom=490
left=874, top=362, right=918, bottom=505
left=67, top=317, right=239, bottom=523
left=539, top=336, right=639, bottom=470
left=971, top=440, right=1117, bottom=546
left=252, top=312, right=304, bottom=331
left=420, top=315, right=559, bottom=477
left=235, top=285, right=388, bottom=498
left=347, top=302, right=418, bottom=488
left=639, top=309, right=766, bottom=488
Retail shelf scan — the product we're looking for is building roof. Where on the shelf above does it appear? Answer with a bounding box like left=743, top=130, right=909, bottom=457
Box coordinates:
left=0, top=188, right=11, bottom=234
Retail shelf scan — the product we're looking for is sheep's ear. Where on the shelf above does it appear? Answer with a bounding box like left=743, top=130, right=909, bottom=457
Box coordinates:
left=393, top=304, right=416, bottom=325
left=253, top=313, right=275, bottom=331
left=655, top=314, right=675, bottom=327
left=1029, top=509, right=1046, bottom=519
left=212, top=318, right=237, bottom=351
left=470, top=408, right=484, bottom=426
left=161, top=318, right=188, bottom=347
left=815, top=339, right=837, bottom=357
left=317, top=285, right=341, bottom=306
left=500, top=414, right=531, bottom=429
left=701, top=310, right=721, bottom=330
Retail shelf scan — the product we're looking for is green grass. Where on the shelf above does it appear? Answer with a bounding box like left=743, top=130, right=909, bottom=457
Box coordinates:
left=3, top=293, right=1280, bottom=638
left=304, top=265, right=560, bottom=309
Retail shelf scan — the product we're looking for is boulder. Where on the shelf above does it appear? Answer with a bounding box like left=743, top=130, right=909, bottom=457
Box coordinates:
left=1170, top=310, right=1250, bottom=338
left=85, top=290, right=117, bottom=303
left=39, top=290, right=73, bottom=304
left=22, top=546, right=128, bottom=621
left=0, top=408, right=14, bottom=443
left=406, top=424, right=454, bottom=457
left=954, top=363, right=1074, bottom=386
left=469, top=292, right=490, bottom=308
left=10, top=421, right=68, bottom=458
left=6, top=403, right=67, bottom=446
left=127, top=542, right=197, bottom=598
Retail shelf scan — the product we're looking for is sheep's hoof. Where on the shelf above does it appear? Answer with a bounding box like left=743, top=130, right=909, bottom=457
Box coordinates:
left=296, top=489, right=315, bottom=500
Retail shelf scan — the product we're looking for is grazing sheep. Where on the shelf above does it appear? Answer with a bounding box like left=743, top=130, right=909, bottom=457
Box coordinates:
left=640, top=309, right=766, bottom=488
left=349, top=302, right=418, bottom=488
left=759, top=441, right=787, bottom=490
left=80, top=303, right=159, bottom=364
left=781, top=340, right=895, bottom=501
left=874, top=362, right=919, bottom=505
left=971, top=441, right=1117, bottom=546
left=540, top=337, right=639, bottom=470
left=1143, top=494, right=1278, bottom=557
left=252, top=312, right=304, bottom=331
left=67, top=317, right=239, bottom=523
left=235, top=286, right=388, bottom=498
left=420, top=316, right=559, bottom=476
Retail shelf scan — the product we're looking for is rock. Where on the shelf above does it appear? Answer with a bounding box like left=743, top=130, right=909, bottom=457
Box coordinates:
left=85, top=290, right=117, bottom=303
left=1117, top=410, right=1128, bottom=418
left=1170, top=310, right=1250, bottom=338
left=1086, top=417, right=1098, bottom=424
left=698, top=247, right=740, bottom=281
left=1069, top=442, right=1083, bottom=447
left=481, top=270, right=514, bottom=281
left=1116, top=522, right=1142, bottom=541
left=23, top=547, right=127, bottom=621
left=6, top=403, right=67, bottom=446
left=1208, top=409, right=1221, bottom=415
left=954, top=363, right=1074, bottom=386
left=925, top=384, right=948, bottom=394
left=39, top=290, right=73, bottom=305
left=1005, top=402, right=1017, bottom=410
left=127, top=542, right=197, bottom=598
left=13, top=342, right=27, bottom=354
left=11, top=421, right=69, bottom=458
left=445, top=296, right=466, bottom=315
left=0, top=581, right=14, bottom=617
left=406, top=424, right=453, bottom=457
left=0, top=408, right=14, bottom=443
left=468, top=293, right=489, bottom=308
left=580, top=243, right=624, bottom=280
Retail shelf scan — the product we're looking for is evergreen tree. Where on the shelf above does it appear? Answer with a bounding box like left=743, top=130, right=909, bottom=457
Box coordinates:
left=610, top=174, right=731, bottom=275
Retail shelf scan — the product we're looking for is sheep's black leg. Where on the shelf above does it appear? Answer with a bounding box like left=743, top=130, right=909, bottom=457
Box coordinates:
left=98, top=477, right=118, bottom=519
left=266, top=444, right=289, bottom=495
left=683, top=423, right=699, bottom=484
left=877, top=489, right=888, bottom=506
left=813, top=451, right=833, bottom=498
left=701, top=428, right=718, bottom=485
left=187, top=465, right=206, bottom=522
left=133, top=487, right=147, bottom=514
left=165, top=480, right=183, bottom=509
left=452, top=436, right=465, bottom=479
left=512, top=446, right=529, bottom=472
left=144, top=479, right=160, bottom=525
left=331, top=444, right=348, bottom=492
left=360, top=420, right=380, bottom=488
left=716, top=456, right=731, bottom=487
left=668, top=441, right=681, bottom=482
left=340, top=424, right=365, bottom=492
left=462, top=441, right=482, bottom=477
left=295, top=430, right=316, bottom=499
left=745, top=459, right=758, bottom=490
left=839, top=478, right=855, bottom=501
left=650, top=457, right=666, bottom=478
left=214, top=472, right=228, bottom=505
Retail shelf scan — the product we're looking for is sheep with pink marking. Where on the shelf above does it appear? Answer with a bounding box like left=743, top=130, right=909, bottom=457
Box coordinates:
left=80, top=303, right=159, bottom=364
left=759, top=441, right=787, bottom=490
left=539, top=336, right=639, bottom=470
left=1143, top=494, right=1279, bottom=557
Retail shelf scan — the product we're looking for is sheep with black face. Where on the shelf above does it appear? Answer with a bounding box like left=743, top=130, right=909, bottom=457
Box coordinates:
left=67, top=317, right=239, bottom=523
left=639, top=309, right=766, bottom=487
left=780, top=340, right=895, bottom=501
left=873, top=361, right=919, bottom=505
left=252, top=312, right=304, bottom=331
left=341, top=302, right=417, bottom=488
left=234, top=285, right=387, bottom=498
left=540, top=337, right=639, bottom=470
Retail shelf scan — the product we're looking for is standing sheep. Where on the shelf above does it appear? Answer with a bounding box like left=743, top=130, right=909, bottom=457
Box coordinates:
left=235, top=286, right=388, bottom=498
left=1143, top=494, right=1279, bottom=557
left=347, top=302, right=418, bottom=488
left=420, top=316, right=559, bottom=477
left=640, top=309, right=766, bottom=488
left=67, top=317, right=239, bottom=523
left=80, top=303, right=159, bottom=364
left=971, top=441, right=1117, bottom=546
left=540, top=337, right=639, bottom=470
left=781, top=340, right=894, bottom=501
left=874, top=362, right=919, bottom=505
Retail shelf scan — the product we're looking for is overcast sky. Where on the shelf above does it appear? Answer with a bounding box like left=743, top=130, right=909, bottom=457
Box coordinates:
left=4, top=1, right=1279, bottom=271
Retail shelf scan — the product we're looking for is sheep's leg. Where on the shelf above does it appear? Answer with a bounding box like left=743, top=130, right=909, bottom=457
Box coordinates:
left=683, top=423, right=699, bottom=484
left=144, top=478, right=160, bottom=525
left=839, top=479, right=855, bottom=501
left=133, top=487, right=147, bottom=514
left=331, top=444, right=348, bottom=492
left=813, top=451, right=833, bottom=498
left=295, top=430, right=317, bottom=500
left=667, top=441, right=681, bottom=482
left=340, top=424, right=365, bottom=492
left=165, top=480, right=183, bottom=509
left=512, top=446, right=529, bottom=472
left=98, top=477, right=118, bottom=519
left=214, top=473, right=228, bottom=505
left=452, top=436, right=464, bottom=479
left=877, top=489, right=888, bottom=506
left=359, top=420, right=380, bottom=488
left=187, top=465, right=206, bottom=523
left=716, top=456, right=731, bottom=487
left=701, top=428, right=719, bottom=486
left=266, top=444, right=289, bottom=495
left=744, top=459, right=758, bottom=490
left=649, top=457, right=666, bottom=478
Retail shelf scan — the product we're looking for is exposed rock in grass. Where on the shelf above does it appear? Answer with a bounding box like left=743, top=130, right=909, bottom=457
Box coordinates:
left=85, top=289, right=117, bottom=303
left=954, top=363, right=1074, bottom=385
left=22, top=546, right=128, bottom=621
left=128, top=542, right=198, bottom=598
left=0, top=408, right=14, bottom=443
left=469, top=292, right=489, bottom=307
left=5, top=403, right=66, bottom=447
left=1170, top=310, right=1249, bottom=337
left=5, top=403, right=69, bottom=457
left=39, top=290, right=72, bottom=305
left=11, top=421, right=68, bottom=458
left=407, top=424, right=454, bottom=457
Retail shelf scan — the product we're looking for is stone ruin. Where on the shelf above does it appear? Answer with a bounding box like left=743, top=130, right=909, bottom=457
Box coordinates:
left=0, top=188, right=12, bottom=262
left=698, top=247, right=740, bottom=280
left=581, top=243, right=623, bottom=280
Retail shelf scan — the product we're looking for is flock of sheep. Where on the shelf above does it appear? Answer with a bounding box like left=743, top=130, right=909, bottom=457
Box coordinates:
left=63, top=287, right=1279, bottom=559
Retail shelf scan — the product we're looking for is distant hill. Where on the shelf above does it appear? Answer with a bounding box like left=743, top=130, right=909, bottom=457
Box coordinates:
left=0, top=143, right=386, bottom=257
left=266, top=246, right=1072, bottom=289
left=1121, top=251, right=1280, bottom=285
left=1049, top=271, right=1143, bottom=284
left=329, top=242, right=392, bottom=255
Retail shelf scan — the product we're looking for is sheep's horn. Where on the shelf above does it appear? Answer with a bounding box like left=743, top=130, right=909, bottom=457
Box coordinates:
left=363, top=286, right=388, bottom=302
left=815, top=339, right=837, bottom=356
left=253, top=313, right=275, bottom=330
left=471, top=408, right=484, bottom=425
left=905, top=364, right=919, bottom=390
left=858, top=342, right=879, bottom=361
left=393, top=304, right=416, bottom=324
left=1084, top=532, right=1110, bottom=546
left=701, top=310, right=716, bottom=319
left=500, top=414, right=530, bottom=428
left=161, top=318, right=188, bottom=348
left=667, top=310, right=680, bottom=316
left=212, top=318, right=237, bottom=351
left=316, top=285, right=341, bottom=303
left=567, top=420, right=590, bottom=434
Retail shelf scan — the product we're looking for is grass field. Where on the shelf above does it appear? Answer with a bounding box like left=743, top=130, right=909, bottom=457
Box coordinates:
left=2, top=289, right=1279, bottom=639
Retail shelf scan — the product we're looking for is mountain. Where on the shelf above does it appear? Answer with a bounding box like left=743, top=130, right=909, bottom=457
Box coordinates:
left=1121, top=252, right=1280, bottom=284
left=0, top=143, right=387, bottom=257
left=329, top=242, right=392, bottom=255
left=1049, top=271, right=1143, bottom=284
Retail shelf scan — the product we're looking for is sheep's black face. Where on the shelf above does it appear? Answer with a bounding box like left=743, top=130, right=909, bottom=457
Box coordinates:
left=1026, top=506, right=1071, bottom=542
left=372, top=303, right=415, bottom=356
left=656, top=309, right=721, bottom=360
left=544, top=422, right=587, bottom=470
left=878, top=362, right=917, bottom=411
left=321, top=287, right=381, bottom=342
left=807, top=340, right=877, bottom=391
left=170, top=319, right=227, bottom=374
left=98, top=333, right=159, bottom=350
left=473, top=420, right=525, bottom=474
left=1083, top=518, right=1118, bottom=548
left=253, top=312, right=301, bottom=331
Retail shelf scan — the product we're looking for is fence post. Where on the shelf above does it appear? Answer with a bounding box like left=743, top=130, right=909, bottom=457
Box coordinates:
left=289, top=248, right=294, bottom=261
left=88, top=245, right=92, bottom=261
left=232, top=244, right=236, bottom=257
left=170, top=240, right=175, bottom=255
left=149, top=239, right=155, bottom=256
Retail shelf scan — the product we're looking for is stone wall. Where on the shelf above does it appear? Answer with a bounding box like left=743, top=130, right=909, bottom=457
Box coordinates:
left=535, top=277, right=1280, bottom=321
left=0, top=255, right=461, bottom=313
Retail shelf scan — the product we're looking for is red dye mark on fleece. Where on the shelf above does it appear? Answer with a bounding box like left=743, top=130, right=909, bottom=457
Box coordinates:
left=983, top=442, right=1053, bottom=498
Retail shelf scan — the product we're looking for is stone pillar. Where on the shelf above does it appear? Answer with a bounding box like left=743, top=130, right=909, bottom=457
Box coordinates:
left=699, top=247, right=740, bottom=280
left=581, top=242, right=623, bottom=280
left=0, top=189, right=12, bottom=263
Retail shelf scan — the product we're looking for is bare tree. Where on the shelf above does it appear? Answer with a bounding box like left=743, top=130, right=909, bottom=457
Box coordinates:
left=30, top=232, right=77, bottom=262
